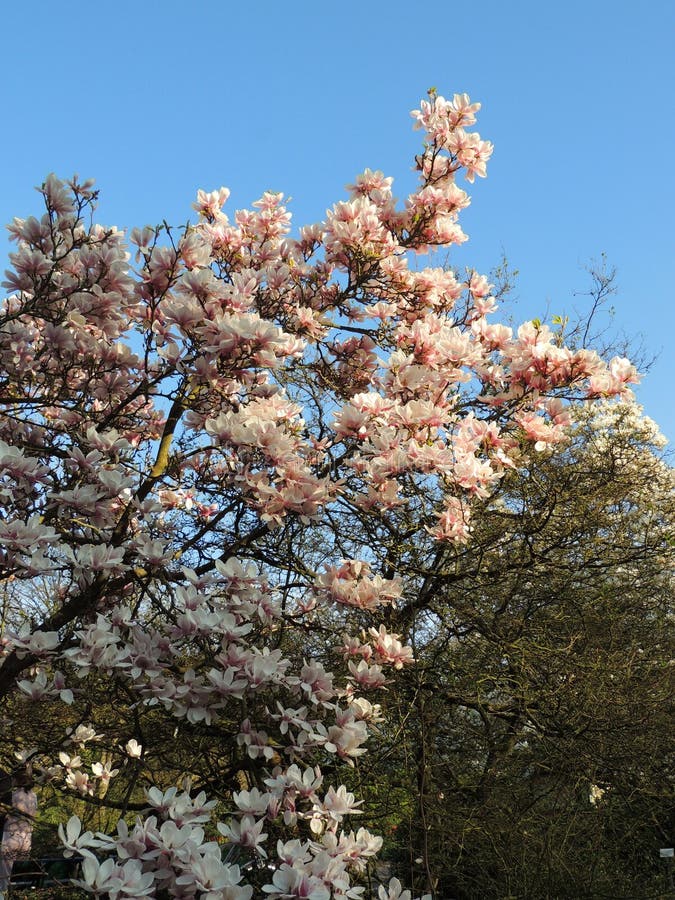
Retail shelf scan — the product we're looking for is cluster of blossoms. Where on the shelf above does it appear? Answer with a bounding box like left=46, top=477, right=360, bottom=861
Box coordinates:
left=0, top=92, right=636, bottom=897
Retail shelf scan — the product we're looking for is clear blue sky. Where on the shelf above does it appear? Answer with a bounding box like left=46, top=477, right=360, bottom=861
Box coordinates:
left=2, top=0, right=673, bottom=442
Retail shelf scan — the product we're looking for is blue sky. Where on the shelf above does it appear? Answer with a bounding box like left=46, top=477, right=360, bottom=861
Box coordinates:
left=2, top=0, right=673, bottom=442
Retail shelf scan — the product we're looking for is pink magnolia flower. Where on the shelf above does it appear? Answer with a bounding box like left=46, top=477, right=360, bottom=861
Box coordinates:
left=217, top=814, right=268, bottom=857
left=262, top=864, right=330, bottom=899
left=368, top=626, right=415, bottom=669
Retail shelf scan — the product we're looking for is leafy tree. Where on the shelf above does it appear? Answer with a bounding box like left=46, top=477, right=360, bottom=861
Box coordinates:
left=0, top=91, right=640, bottom=898
left=366, top=401, right=673, bottom=898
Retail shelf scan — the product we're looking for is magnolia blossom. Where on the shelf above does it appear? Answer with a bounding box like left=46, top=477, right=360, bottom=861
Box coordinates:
left=379, top=877, right=432, bottom=900
left=125, top=739, right=143, bottom=758
left=78, top=856, right=155, bottom=897
left=217, top=814, right=268, bottom=856
left=368, top=626, right=415, bottom=669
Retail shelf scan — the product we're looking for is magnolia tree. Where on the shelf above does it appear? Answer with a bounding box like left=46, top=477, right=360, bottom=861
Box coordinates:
left=0, top=92, right=638, bottom=899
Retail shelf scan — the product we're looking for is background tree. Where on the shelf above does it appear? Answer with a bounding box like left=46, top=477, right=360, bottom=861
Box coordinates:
left=363, top=400, right=673, bottom=898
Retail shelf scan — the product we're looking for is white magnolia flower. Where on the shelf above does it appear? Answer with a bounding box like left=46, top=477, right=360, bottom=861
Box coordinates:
left=58, top=816, right=109, bottom=859
left=378, top=877, right=432, bottom=900
left=125, top=738, right=143, bottom=758
left=68, top=724, right=103, bottom=746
